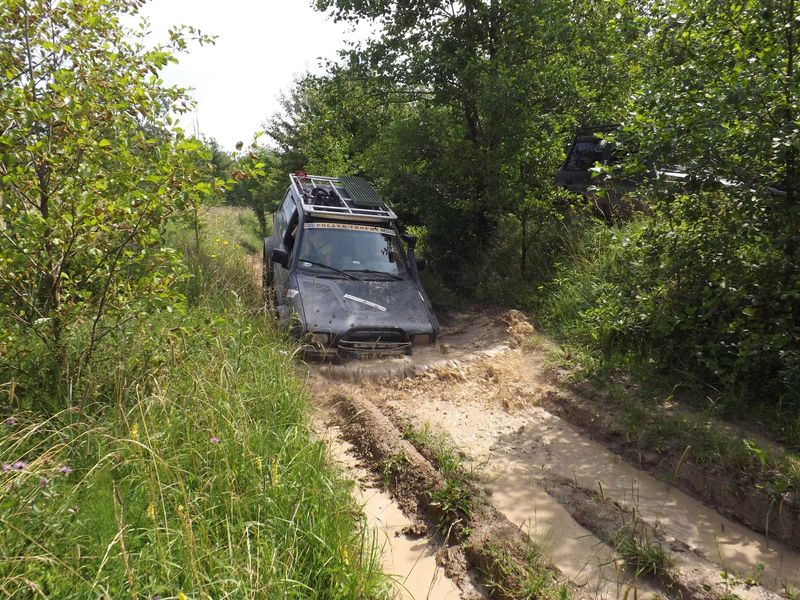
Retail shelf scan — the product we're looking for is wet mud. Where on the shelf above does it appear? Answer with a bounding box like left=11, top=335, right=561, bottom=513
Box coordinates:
left=307, top=308, right=800, bottom=599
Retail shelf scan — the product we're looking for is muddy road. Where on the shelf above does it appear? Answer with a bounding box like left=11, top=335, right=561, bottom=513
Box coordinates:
left=305, top=308, right=800, bottom=599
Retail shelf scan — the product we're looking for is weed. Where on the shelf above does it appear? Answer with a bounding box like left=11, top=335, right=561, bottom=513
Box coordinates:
left=613, top=518, right=670, bottom=578
left=402, top=422, right=476, bottom=523
left=381, top=452, right=410, bottom=488
left=481, top=542, right=570, bottom=600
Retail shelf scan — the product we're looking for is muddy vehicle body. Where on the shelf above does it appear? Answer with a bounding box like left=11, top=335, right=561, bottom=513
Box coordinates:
left=263, top=173, right=439, bottom=358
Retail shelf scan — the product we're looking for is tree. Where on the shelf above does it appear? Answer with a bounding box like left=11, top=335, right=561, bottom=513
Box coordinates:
left=604, top=0, right=800, bottom=396
left=0, top=0, right=215, bottom=403
left=311, top=0, right=636, bottom=289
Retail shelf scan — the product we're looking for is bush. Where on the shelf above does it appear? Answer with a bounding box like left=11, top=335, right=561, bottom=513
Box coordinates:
left=540, top=190, right=800, bottom=425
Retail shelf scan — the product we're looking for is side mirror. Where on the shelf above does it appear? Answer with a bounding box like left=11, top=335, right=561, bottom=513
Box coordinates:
left=401, top=233, right=417, bottom=250
left=272, top=248, right=289, bottom=268
left=416, top=259, right=427, bottom=271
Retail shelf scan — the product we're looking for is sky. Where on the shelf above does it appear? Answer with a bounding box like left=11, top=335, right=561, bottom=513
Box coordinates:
left=136, top=0, right=368, bottom=151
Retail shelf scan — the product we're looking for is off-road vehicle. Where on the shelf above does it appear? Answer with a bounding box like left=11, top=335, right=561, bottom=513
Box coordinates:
left=263, top=172, right=439, bottom=358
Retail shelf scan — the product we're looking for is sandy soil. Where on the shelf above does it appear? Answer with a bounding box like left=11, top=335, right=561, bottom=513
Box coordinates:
left=307, top=309, right=800, bottom=599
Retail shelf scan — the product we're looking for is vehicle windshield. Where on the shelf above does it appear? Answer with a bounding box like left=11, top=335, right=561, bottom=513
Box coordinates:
left=297, top=223, right=407, bottom=278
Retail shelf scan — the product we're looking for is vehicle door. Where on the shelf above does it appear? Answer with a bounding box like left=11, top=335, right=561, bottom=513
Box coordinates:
left=273, top=191, right=298, bottom=306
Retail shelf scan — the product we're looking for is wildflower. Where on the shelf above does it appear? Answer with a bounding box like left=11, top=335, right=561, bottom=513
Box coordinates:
left=210, top=254, right=218, bottom=259
left=222, top=240, right=229, bottom=245
left=255, top=456, right=262, bottom=471
left=209, top=436, right=220, bottom=444
left=58, top=465, right=73, bottom=475
left=3, top=417, right=17, bottom=427
left=12, top=461, right=27, bottom=470
left=146, top=503, right=156, bottom=521
left=271, top=460, right=279, bottom=485
left=130, top=422, right=139, bottom=440
left=39, top=477, right=48, bottom=487
left=178, top=592, right=188, bottom=600
left=341, top=547, right=350, bottom=566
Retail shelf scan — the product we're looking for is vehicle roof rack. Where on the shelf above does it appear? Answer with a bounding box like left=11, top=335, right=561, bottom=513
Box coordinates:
left=290, top=173, right=397, bottom=223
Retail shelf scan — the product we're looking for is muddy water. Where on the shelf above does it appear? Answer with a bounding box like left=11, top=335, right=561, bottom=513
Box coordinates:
left=373, top=348, right=800, bottom=597
left=320, top=421, right=465, bottom=599
left=309, top=310, right=800, bottom=598
left=389, top=396, right=659, bottom=599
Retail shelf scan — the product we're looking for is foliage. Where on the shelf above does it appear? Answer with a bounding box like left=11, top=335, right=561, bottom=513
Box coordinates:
left=0, top=0, right=219, bottom=405
left=224, top=145, right=282, bottom=236
left=0, top=208, right=390, bottom=598
left=270, top=0, right=635, bottom=291
left=539, top=0, right=800, bottom=409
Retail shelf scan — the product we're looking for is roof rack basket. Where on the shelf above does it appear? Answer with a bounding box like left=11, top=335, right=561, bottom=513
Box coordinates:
left=290, top=173, right=397, bottom=223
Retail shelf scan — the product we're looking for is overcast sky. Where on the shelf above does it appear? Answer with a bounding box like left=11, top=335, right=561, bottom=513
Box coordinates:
left=136, top=0, right=367, bottom=151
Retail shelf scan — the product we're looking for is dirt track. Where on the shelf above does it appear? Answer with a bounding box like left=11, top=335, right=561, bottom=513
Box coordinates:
left=306, top=308, right=800, bottom=599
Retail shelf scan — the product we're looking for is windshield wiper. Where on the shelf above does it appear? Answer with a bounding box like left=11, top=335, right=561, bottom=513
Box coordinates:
left=300, top=260, right=358, bottom=280
left=345, top=269, right=403, bottom=281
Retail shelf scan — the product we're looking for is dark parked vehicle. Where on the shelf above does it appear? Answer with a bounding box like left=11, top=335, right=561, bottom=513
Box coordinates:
left=263, top=172, right=439, bottom=358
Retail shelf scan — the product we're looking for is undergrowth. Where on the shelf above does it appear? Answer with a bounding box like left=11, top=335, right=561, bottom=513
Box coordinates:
left=0, top=207, right=389, bottom=598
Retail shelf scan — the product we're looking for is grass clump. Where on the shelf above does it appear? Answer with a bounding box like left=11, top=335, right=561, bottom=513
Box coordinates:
left=402, top=422, right=475, bottom=523
left=613, top=519, right=670, bottom=579
left=0, top=207, right=389, bottom=599
left=481, top=543, right=570, bottom=600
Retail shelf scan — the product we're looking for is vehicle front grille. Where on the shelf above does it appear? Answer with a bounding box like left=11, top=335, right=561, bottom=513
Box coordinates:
left=337, top=329, right=411, bottom=355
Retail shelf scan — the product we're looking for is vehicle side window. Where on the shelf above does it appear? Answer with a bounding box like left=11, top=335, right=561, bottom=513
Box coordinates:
left=284, top=210, right=299, bottom=253
left=274, top=190, right=293, bottom=241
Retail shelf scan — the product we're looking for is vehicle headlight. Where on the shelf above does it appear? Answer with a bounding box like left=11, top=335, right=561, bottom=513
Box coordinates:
left=412, top=334, right=431, bottom=346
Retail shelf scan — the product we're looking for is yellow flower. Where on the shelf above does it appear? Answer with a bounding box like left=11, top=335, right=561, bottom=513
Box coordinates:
left=341, top=547, right=350, bottom=566
left=210, top=253, right=218, bottom=259
left=178, top=592, right=188, bottom=600
left=255, top=456, right=262, bottom=471
left=222, top=240, right=229, bottom=245
left=130, top=422, right=139, bottom=440
left=146, top=503, right=155, bottom=521
left=271, top=460, right=279, bottom=485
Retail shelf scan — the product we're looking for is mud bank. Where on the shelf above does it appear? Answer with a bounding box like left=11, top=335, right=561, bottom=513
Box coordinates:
left=320, top=420, right=464, bottom=599
left=331, top=392, right=583, bottom=600
left=538, top=384, right=800, bottom=550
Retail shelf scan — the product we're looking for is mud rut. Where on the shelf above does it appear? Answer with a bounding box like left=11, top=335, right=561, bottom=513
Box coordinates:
left=303, top=309, right=800, bottom=599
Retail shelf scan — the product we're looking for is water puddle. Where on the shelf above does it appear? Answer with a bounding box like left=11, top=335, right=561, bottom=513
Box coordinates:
left=321, top=421, right=464, bottom=599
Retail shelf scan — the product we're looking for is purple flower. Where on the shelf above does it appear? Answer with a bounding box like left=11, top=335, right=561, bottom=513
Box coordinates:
left=58, top=465, right=73, bottom=475
left=210, top=436, right=220, bottom=444
left=12, top=461, right=27, bottom=470
left=3, top=417, right=17, bottom=427
left=39, top=477, right=48, bottom=487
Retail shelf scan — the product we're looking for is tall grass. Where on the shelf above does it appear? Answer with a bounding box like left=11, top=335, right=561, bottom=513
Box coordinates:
left=0, top=207, right=389, bottom=598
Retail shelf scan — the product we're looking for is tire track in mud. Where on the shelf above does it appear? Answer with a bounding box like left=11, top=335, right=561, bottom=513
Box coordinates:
left=315, top=417, right=466, bottom=599
left=308, top=309, right=800, bottom=599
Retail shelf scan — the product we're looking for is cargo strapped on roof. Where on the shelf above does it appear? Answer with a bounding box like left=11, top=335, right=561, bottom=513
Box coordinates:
left=289, top=173, right=397, bottom=223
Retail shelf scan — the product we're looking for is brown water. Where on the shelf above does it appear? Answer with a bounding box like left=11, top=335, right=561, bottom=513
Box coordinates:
left=390, top=377, right=800, bottom=597
left=309, top=310, right=800, bottom=598
left=321, top=422, right=466, bottom=599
